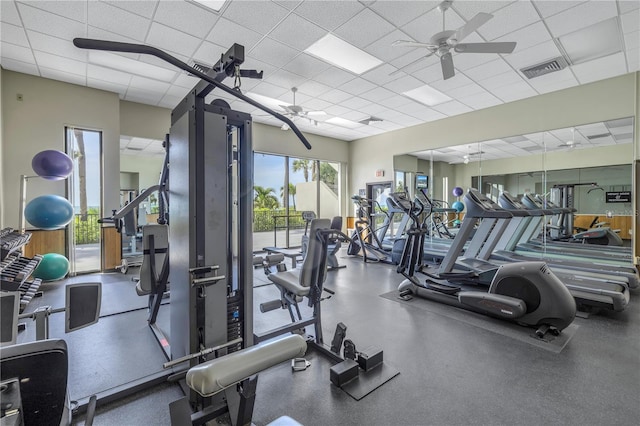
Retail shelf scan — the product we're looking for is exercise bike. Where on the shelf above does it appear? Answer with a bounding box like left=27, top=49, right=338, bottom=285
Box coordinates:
left=395, top=190, right=576, bottom=337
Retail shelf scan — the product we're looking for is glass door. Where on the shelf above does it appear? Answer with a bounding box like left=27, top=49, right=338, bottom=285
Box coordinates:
left=66, top=127, right=102, bottom=274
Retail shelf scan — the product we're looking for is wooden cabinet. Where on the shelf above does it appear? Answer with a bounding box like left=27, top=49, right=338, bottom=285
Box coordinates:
left=102, top=226, right=121, bottom=271
left=23, top=229, right=66, bottom=257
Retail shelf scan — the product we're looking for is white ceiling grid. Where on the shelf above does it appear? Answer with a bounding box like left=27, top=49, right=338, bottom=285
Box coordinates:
left=0, top=0, right=638, bottom=154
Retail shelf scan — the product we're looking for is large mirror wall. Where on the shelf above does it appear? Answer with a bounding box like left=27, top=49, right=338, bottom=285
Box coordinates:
left=393, top=118, right=634, bottom=246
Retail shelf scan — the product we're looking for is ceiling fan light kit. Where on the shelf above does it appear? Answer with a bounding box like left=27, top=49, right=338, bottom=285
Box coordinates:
left=392, top=0, right=517, bottom=80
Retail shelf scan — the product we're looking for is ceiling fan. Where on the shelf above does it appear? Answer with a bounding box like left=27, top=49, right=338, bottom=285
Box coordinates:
left=279, top=87, right=325, bottom=130
left=557, top=128, right=583, bottom=150
left=391, top=0, right=517, bottom=80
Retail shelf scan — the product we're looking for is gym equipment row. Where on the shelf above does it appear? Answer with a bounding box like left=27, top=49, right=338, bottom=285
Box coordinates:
left=0, top=228, right=43, bottom=313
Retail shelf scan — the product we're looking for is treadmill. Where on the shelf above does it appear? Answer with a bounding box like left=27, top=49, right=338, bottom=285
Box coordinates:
left=469, top=190, right=630, bottom=311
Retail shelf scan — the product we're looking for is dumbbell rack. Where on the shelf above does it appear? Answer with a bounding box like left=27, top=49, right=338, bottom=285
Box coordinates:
left=1, top=227, right=43, bottom=312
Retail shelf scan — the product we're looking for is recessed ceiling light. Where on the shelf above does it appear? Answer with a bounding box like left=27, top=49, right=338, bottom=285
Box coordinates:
left=190, top=0, right=226, bottom=12
left=402, top=85, right=451, bottom=106
left=305, top=34, right=383, bottom=75
left=88, top=51, right=176, bottom=82
left=558, top=17, right=622, bottom=65
left=245, top=92, right=285, bottom=107
left=326, top=117, right=362, bottom=129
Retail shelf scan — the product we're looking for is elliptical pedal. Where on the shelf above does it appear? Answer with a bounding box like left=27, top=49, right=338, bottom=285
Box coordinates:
left=424, top=280, right=460, bottom=296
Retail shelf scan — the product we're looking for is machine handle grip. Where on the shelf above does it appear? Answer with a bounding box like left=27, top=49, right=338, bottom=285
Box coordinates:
left=73, top=38, right=312, bottom=150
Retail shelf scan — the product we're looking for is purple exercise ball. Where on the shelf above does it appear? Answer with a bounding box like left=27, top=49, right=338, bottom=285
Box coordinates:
left=452, top=186, right=464, bottom=197
left=32, top=150, right=73, bottom=180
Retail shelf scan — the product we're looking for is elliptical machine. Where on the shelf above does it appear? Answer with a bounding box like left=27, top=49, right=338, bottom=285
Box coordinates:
left=394, top=190, right=576, bottom=337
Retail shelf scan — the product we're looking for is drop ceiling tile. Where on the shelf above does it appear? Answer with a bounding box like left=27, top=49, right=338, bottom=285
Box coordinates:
left=325, top=104, right=352, bottom=116
left=92, top=80, right=124, bottom=98
left=531, top=1, right=586, bottom=18
left=627, top=46, right=639, bottom=70
left=340, top=110, right=369, bottom=122
left=453, top=50, right=502, bottom=71
left=339, top=77, right=377, bottom=96
left=383, top=73, right=424, bottom=94
left=621, top=10, right=640, bottom=34
left=527, top=68, right=578, bottom=94
left=463, top=58, right=513, bottom=81
left=27, top=30, right=87, bottom=61
left=154, top=0, right=218, bottom=38
left=302, top=98, right=333, bottom=111
left=34, top=50, right=86, bottom=73
left=87, top=64, right=132, bottom=86
left=431, top=100, right=473, bottom=116
left=22, top=0, right=87, bottom=23
left=128, top=75, right=171, bottom=93
left=125, top=89, right=164, bottom=105
left=88, top=1, right=151, bottom=42
left=146, top=23, right=202, bottom=57
left=3, top=23, right=29, bottom=47
left=318, top=88, right=353, bottom=104
left=274, top=1, right=303, bottom=10
left=619, top=1, right=640, bottom=14
left=476, top=1, right=540, bottom=41
left=545, top=1, right=618, bottom=38
left=249, top=38, right=301, bottom=68
left=494, top=21, right=553, bottom=52
left=282, top=53, right=331, bottom=79
left=504, top=39, right=562, bottom=70
left=369, top=1, right=437, bottom=27
left=241, top=57, right=279, bottom=83
left=361, top=63, right=400, bottom=86
left=357, top=102, right=390, bottom=116
left=293, top=1, right=365, bottom=32
left=430, top=72, right=474, bottom=91
left=266, top=68, right=309, bottom=90
left=364, top=29, right=419, bottom=63
left=452, top=1, right=516, bottom=21
left=87, top=26, right=140, bottom=46
left=192, top=40, right=228, bottom=67
left=478, top=70, right=525, bottom=91
left=624, top=30, right=639, bottom=51
left=403, top=7, right=465, bottom=42
left=339, top=96, right=371, bottom=110
left=359, top=86, right=397, bottom=103
left=489, top=80, right=537, bottom=102
left=1, top=1, right=21, bottom=25
left=381, top=94, right=413, bottom=109
left=40, top=66, right=85, bottom=85
left=0, top=58, right=39, bottom=74
left=102, top=1, right=159, bottom=19
left=446, top=83, right=487, bottom=99
left=269, top=13, right=326, bottom=51
left=572, top=52, right=628, bottom=84
left=19, top=3, right=87, bottom=40
left=222, top=0, right=289, bottom=34
left=207, top=18, right=263, bottom=52
left=410, top=61, right=448, bottom=83
left=296, top=80, right=334, bottom=97
left=173, top=73, right=201, bottom=89
left=313, top=66, right=357, bottom=87
left=251, top=81, right=290, bottom=99
left=334, top=8, right=396, bottom=49
left=390, top=47, right=439, bottom=73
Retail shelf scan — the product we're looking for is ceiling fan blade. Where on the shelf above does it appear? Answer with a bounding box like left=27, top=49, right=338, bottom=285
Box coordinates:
left=280, top=104, right=295, bottom=113
left=392, top=40, right=439, bottom=49
left=450, top=12, right=493, bottom=43
left=440, top=52, right=455, bottom=80
left=305, top=110, right=326, bottom=116
left=454, top=42, right=517, bottom=54
left=390, top=51, right=437, bottom=76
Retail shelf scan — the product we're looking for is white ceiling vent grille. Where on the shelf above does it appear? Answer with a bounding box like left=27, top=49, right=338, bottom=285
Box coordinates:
left=586, top=133, right=611, bottom=140
left=187, top=61, right=213, bottom=76
left=520, top=56, right=569, bottom=79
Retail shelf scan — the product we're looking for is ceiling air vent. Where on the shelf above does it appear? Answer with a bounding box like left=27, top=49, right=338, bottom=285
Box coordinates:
left=187, top=61, right=213, bottom=76
left=520, top=56, right=568, bottom=79
left=586, top=133, right=611, bottom=140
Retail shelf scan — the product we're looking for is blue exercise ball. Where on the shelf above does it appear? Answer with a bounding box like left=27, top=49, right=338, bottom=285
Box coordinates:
left=32, top=150, right=73, bottom=181
left=33, top=253, right=69, bottom=281
left=451, top=200, right=465, bottom=213
left=452, top=186, right=464, bottom=197
left=25, top=195, right=74, bottom=230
